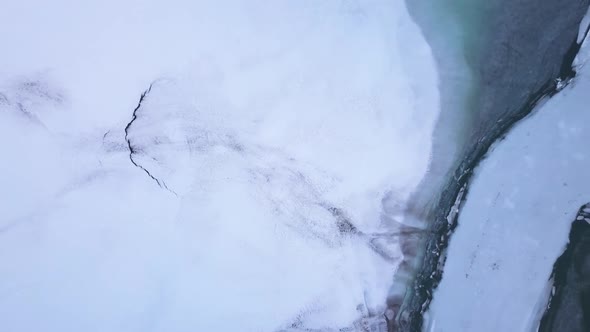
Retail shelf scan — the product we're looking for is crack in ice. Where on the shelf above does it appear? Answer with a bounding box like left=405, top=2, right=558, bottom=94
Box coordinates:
left=124, top=83, right=177, bottom=196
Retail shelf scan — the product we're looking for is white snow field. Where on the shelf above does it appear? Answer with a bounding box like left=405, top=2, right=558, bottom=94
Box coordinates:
left=0, top=1, right=440, bottom=331
left=425, top=34, right=590, bottom=332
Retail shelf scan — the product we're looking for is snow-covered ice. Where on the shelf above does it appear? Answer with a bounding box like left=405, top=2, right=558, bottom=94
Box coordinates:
left=0, top=1, right=440, bottom=331
left=425, top=33, right=590, bottom=332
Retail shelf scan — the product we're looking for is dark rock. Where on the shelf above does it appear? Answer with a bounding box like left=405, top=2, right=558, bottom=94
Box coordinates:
left=539, top=203, right=590, bottom=332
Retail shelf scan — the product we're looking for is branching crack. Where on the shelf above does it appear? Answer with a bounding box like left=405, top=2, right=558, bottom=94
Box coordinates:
left=124, top=83, right=177, bottom=196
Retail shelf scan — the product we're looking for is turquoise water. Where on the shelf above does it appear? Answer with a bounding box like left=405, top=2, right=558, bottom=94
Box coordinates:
left=385, top=0, right=490, bottom=326
left=393, top=0, right=590, bottom=330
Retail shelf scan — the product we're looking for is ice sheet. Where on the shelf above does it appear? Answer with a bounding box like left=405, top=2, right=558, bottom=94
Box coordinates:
left=0, top=1, right=439, bottom=331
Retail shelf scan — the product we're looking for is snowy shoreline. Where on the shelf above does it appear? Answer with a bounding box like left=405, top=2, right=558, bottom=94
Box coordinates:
left=397, top=0, right=590, bottom=330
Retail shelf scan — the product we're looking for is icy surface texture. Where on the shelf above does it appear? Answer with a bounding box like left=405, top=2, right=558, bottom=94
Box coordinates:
left=0, top=1, right=439, bottom=331
left=425, top=34, right=590, bottom=332
left=394, top=1, right=590, bottom=329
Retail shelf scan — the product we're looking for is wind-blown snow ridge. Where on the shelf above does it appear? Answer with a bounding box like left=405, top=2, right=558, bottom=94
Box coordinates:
left=123, top=83, right=177, bottom=196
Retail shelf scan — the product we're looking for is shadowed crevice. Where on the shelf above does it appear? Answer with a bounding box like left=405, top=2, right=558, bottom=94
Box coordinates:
left=124, top=83, right=177, bottom=196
